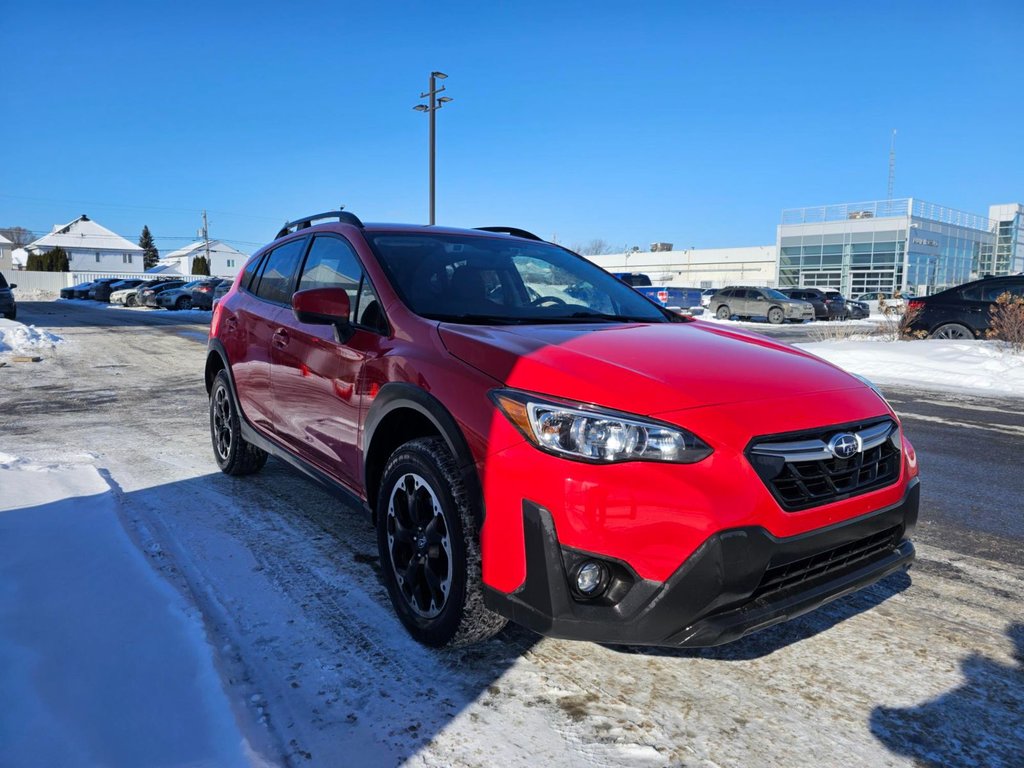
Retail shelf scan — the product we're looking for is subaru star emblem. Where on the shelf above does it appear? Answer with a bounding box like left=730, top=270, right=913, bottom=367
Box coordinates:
left=828, top=432, right=861, bottom=460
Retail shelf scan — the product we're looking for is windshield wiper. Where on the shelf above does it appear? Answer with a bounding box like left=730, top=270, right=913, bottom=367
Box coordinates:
left=552, top=311, right=660, bottom=323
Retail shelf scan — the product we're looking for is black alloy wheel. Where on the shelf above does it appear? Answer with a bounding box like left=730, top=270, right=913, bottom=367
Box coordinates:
left=209, top=370, right=268, bottom=475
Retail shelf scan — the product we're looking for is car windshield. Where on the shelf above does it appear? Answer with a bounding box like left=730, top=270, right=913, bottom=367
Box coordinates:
left=366, top=233, right=670, bottom=325
left=763, top=288, right=790, bottom=300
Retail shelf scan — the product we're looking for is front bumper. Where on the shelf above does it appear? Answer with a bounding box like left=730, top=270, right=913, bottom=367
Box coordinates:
left=484, top=479, right=918, bottom=647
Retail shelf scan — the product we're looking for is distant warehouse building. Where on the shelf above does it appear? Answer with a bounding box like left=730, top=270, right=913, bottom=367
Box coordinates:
left=777, top=198, right=1023, bottom=297
left=585, top=245, right=777, bottom=288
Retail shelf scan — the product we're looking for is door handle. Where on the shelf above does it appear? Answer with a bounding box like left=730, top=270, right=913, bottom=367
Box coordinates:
left=272, top=328, right=290, bottom=348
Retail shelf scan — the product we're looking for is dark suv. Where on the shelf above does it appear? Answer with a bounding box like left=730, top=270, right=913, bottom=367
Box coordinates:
left=906, top=275, right=1024, bottom=339
left=0, top=273, right=16, bottom=320
left=206, top=211, right=919, bottom=649
left=779, top=288, right=848, bottom=321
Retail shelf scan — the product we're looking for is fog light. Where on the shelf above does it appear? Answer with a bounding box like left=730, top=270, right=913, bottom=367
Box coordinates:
left=575, top=561, right=608, bottom=596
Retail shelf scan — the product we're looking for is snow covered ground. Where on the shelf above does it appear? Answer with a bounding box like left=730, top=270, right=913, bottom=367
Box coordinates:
left=0, top=318, right=64, bottom=357
left=0, top=453, right=266, bottom=767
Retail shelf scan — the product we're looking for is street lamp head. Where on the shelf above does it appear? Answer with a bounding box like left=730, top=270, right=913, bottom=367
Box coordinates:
left=438, top=96, right=453, bottom=104
left=432, top=71, right=448, bottom=79
left=413, top=104, right=429, bottom=112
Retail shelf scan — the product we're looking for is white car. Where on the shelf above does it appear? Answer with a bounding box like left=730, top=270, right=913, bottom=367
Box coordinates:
left=853, top=292, right=909, bottom=316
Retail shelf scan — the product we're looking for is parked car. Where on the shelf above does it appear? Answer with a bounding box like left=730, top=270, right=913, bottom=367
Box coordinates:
left=155, top=281, right=206, bottom=310
left=209, top=281, right=231, bottom=310
left=710, top=286, right=815, bottom=324
left=94, top=278, right=145, bottom=303
left=60, top=281, right=94, bottom=300
left=904, top=275, right=1024, bottom=339
left=0, top=273, right=17, bottom=320
left=854, top=291, right=908, bottom=316
left=87, top=278, right=125, bottom=301
left=112, top=278, right=171, bottom=307
left=205, top=210, right=919, bottom=650
left=71, top=281, right=98, bottom=300
left=189, top=278, right=225, bottom=310
left=140, top=280, right=185, bottom=307
left=699, top=288, right=716, bottom=308
left=826, top=291, right=869, bottom=320
left=779, top=288, right=848, bottom=321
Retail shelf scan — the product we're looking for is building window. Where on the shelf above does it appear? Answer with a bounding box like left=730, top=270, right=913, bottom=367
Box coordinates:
left=96, top=252, right=101, bottom=262
left=122, top=253, right=132, bottom=264
left=227, top=259, right=235, bottom=268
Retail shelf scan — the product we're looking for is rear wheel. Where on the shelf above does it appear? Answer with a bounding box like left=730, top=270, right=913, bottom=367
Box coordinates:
left=715, top=305, right=731, bottom=319
left=930, top=323, right=974, bottom=340
left=209, top=370, right=268, bottom=475
left=767, top=306, right=784, bottom=324
left=176, top=296, right=193, bottom=310
left=376, top=437, right=506, bottom=647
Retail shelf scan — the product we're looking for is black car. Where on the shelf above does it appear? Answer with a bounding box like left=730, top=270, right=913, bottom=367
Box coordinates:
left=824, top=290, right=869, bottom=320
left=189, top=278, right=226, bottom=310
left=94, top=278, right=145, bottom=303
left=87, top=278, right=126, bottom=301
left=140, top=280, right=186, bottom=307
left=60, top=281, right=92, bottom=300
left=780, top=287, right=848, bottom=320
left=905, top=275, right=1024, bottom=339
left=0, top=273, right=17, bottom=320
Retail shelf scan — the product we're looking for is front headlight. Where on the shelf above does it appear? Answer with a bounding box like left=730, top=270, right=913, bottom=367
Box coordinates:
left=491, top=389, right=712, bottom=464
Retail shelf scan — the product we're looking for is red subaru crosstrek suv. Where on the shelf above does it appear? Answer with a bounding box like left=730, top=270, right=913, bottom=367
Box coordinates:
left=206, top=211, right=919, bottom=648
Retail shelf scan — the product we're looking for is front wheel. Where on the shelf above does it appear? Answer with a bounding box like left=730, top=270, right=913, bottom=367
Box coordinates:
left=930, top=323, right=974, bottom=340
left=767, top=306, right=784, bottom=324
left=176, top=296, right=193, bottom=310
left=126, top=295, right=137, bottom=307
left=715, top=305, right=731, bottom=319
left=377, top=437, right=507, bottom=647
left=209, top=370, right=268, bottom=475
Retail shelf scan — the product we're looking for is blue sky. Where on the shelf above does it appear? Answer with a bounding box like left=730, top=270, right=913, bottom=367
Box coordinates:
left=2, top=1, right=1021, bottom=255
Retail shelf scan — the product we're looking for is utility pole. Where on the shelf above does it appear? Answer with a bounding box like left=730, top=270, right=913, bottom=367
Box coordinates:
left=887, top=129, right=897, bottom=202
left=414, top=72, right=453, bottom=225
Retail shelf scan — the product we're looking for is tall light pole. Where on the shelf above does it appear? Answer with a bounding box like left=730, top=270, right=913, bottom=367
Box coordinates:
left=414, top=71, right=452, bottom=225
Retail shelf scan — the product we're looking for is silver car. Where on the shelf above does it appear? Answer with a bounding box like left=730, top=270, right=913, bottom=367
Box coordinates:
left=711, top=286, right=815, bottom=324
left=154, top=281, right=205, bottom=310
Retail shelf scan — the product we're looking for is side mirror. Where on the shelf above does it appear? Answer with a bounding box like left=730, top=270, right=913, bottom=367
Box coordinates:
left=292, top=288, right=353, bottom=340
left=9, top=284, right=16, bottom=289
left=756, top=295, right=766, bottom=301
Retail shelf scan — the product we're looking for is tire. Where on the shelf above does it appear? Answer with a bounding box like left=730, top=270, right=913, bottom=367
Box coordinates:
left=209, top=370, right=268, bottom=475
left=715, top=305, right=730, bottom=319
left=176, top=296, right=192, bottom=310
left=767, top=306, right=784, bottom=324
left=126, top=295, right=137, bottom=307
left=929, top=323, right=975, bottom=340
left=376, top=437, right=507, bottom=648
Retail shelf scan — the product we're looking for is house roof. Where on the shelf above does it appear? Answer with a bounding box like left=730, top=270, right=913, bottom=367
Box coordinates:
left=145, top=263, right=184, bottom=275
left=162, top=240, right=248, bottom=260
left=0, top=233, right=11, bottom=245
left=27, top=215, right=143, bottom=253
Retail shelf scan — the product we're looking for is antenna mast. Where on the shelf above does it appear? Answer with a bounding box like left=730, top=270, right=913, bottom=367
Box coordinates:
left=887, top=129, right=897, bottom=201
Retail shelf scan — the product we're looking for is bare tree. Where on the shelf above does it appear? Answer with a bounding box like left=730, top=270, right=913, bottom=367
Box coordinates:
left=0, top=226, right=34, bottom=248
left=575, top=238, right=615, bottom=256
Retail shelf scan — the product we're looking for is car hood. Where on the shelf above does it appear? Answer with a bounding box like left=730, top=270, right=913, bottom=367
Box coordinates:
left=438, top=320, right=866, bottom=415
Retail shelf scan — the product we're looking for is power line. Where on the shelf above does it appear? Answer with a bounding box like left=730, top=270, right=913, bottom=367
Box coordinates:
left=0, top=192, right=280, bottom=222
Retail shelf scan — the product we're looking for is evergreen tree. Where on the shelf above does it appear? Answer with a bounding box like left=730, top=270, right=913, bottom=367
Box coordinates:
left=192, top=255, right=211, bottom=276
left=139, top=225, right=159, bottom=269
left=27, top=247, right=69, bottom=272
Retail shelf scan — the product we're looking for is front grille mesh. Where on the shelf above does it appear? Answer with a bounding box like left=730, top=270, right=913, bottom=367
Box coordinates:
left=747, top=419, right=901, bottom=511
left=752, top=526, right=902, bottom=600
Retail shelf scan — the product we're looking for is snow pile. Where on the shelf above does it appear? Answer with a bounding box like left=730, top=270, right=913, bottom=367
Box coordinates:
left=0, top=319, right=64, bottom=354
left=0, top=454, right=260, bottom=767
left=13, top=288, right=58, bottom=300
left=798, top=339, right=1024, bottom=396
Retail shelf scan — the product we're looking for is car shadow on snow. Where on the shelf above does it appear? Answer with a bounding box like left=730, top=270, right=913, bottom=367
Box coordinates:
left=107, top=461, right=539, bottom=766
left=604, top=569, right=911, bottom=661
left=870, top=622, right=1024, bottom=768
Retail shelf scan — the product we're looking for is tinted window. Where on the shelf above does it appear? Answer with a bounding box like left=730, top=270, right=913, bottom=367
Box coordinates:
left=256, top=238, right=308, bottom=304
left=298, top=235, right=384, bottom=331
left=241, top=252, right=266, bottom=292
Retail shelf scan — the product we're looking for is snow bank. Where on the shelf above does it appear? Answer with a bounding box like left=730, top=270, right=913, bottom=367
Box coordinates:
left=0, top=455, right=259, bottom=767
left=798, top=339, right=1024, bottom=397
left=0, top=319, right=64, bottom=355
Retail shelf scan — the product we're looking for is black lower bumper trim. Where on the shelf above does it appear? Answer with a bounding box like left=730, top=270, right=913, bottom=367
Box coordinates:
left=484, top=479, right=919, bottom=647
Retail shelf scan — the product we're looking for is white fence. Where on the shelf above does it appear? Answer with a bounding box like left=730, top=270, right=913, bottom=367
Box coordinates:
left=0, top=270, right=213, bottom=295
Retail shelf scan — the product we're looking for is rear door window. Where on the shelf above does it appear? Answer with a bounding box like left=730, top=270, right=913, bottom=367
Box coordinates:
left=255, top=237, right=309, bottom=304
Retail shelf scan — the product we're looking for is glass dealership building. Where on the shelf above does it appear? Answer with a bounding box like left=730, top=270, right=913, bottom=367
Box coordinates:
left=777, top=198, right=1023, bottom=297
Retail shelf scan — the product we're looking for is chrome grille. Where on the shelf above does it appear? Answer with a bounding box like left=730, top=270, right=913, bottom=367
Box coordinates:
left=747, top=418, right=901, bottom=511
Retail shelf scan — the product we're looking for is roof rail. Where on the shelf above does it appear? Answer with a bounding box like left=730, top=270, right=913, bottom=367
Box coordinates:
left=276, top=210, right=364, bottom=239
left=474, top=226, right=543, bottom=242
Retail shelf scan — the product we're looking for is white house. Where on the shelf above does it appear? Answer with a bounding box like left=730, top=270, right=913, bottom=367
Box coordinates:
left=24, top=215, right=144, bottom=273
left=159, top=240, right=248, bottom=278
left=11, top=248, right=28, bottom=270
left=0, top=233, right=11, bottom=272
